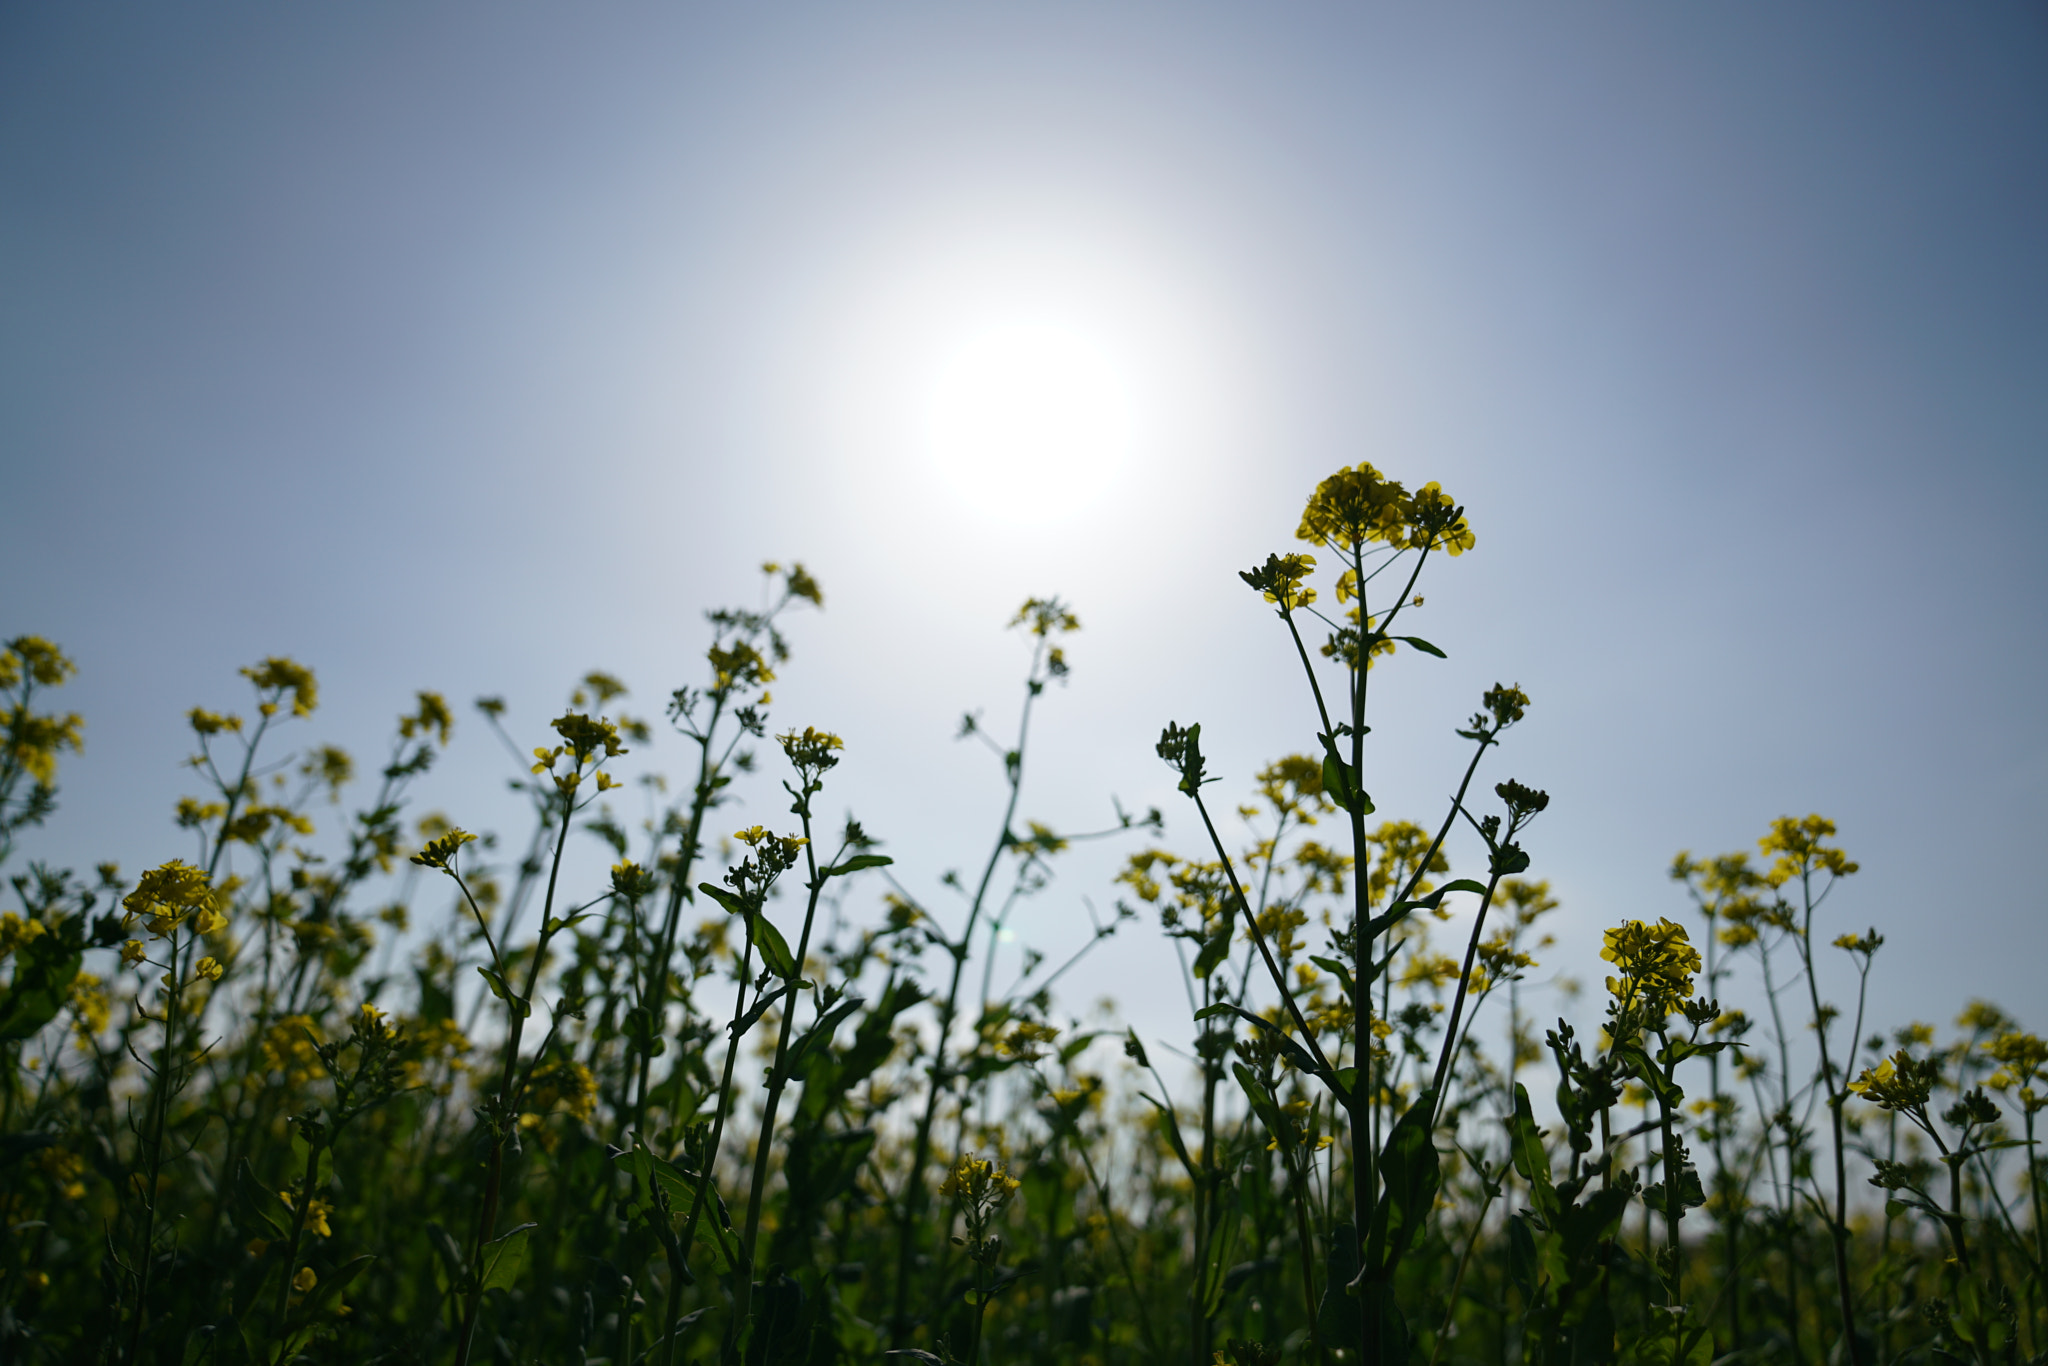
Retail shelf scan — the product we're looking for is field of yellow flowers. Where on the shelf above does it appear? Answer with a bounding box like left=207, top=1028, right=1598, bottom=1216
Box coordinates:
left=2, top=464, right=2041, bottom=1365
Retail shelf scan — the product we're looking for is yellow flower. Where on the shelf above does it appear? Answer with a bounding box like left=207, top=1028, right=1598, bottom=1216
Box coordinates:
left=121, top=939, right=147, bottom=968
left=69, top=973, right=109, bottom=1046
left=526, top=1058, right=598, bottom=1121
left=1600, top=918, right=1701, bottom=1013
left=1011, top=597, right=1080, bottom=637
left=0, top=636, right=76, bottom=689
left=942, top=1153, right=1021, bottom=1206
left=395, top=691, right=454, bottom=745
left=240, top=657, right=319, bottom=717
left=778, top=726, right=845, bottom=775
left=4, top=709, right=84, bottom=786
left=782, top=562, right=824, bottom=606
left=193, top=956, right=223, bottom=983
left=292, top=1266, right=317, bottom=1293
left=1293, top=466, right=1476, bottom=557
left=410, top=828, right=477, bottom=871
left=186, top=708, right=241, bottom=736
left=0, top=912, right=46, bottom=959
left=1238, top=553, right=1318, bottom=610
left=707, top=640, right=776, bottom=691
left=279, top=1189, right=334, bottom=1237
left=1758, top=814, right=1858, bottom=886
left=997, top=1019, right=1061, bottom=1060
left=122, top=860, right=226, bottom=941
left=1849, top=1050, right=1939, bottom=1113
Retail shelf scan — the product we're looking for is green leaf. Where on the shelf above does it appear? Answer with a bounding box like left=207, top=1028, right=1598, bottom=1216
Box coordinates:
left=1198, top=1186, right=1244, bottom=1318
left=1196, top=1003, right=1321, bottom=1078
left=617, top=1148, right=738, bottom=1274
left=753, top=916, right=797, bottom=979
left=288, top=1130, right=334, bottom=1192
left=479, top=1223, right=535, bottom=1293
left=1642, top=1164, right=1706, bottom=1217
left=1394, top=636, right=1446, bottom=658
left=1316, top=1222, right=1362, bottom=1344
left=1317, top=734, right=1375, bottom=816
left=1141, top=1092, right=1197, bottom=1181
left=1616, top=1044, right=1684, bottom=1108
left=0, top=935, right=81, bottom=1043
left=799, top=977, right=925, bottom=1122
left=783, top=1126, right=876, bottom=1211
left=475, top=965, right=530, bottom=1019
left=1308, top=955, right=1358, bottom=1006
left=1365, top=879, right=1489, bottom=941
left=1057, top=1030, right=1104, bottom=1065
left=730, top=982, right=797, bottom=1042
left=697, top=881, right=749, bottom=917
left=1231, top=1062, right=1292, bottom=1145
left=1192, top=920, right=1234, bottom=979
left=780, top=994, right=866, bottom=1083
left=1363, top=1090, right=1440, bottom=1278
left=236, top=1159, right=288, bottom=1240
left=822, top=853, right=893, bottom=877
left=1506, top=1085, right=1559, bottom=1223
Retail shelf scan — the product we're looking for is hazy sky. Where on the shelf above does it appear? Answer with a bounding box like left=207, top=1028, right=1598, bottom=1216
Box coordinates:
left=5, top=4, right=2045, bottom=1063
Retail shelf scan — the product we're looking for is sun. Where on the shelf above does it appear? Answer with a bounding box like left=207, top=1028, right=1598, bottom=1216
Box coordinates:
left=919, top=315, right=1138, bottom=526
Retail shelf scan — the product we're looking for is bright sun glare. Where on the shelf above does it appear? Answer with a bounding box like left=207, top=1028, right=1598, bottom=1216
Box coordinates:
left=920, top=318, right=1137, bottom=525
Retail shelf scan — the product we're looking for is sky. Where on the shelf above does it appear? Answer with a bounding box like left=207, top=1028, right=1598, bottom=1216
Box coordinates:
left=4, top=4, right=2045, bottom=1080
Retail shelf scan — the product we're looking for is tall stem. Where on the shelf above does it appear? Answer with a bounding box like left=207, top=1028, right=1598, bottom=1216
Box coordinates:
left=728, top=801, right=832, bottom=1354
left=452, top=780, right=575, bottom=1366
left=891, top=661, right=1043, bottom=1344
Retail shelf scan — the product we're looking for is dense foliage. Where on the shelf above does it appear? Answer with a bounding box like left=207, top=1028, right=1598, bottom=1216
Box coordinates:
left=1, top=467, right=2041, bottom=1365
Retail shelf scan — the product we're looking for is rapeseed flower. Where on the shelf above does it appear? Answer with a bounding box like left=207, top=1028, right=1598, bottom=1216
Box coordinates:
left=1601, top=918, right=1701, bottom=1015
left=122, top=860, right=226, bottom=940
left=241, top=657, right=318, bottom=717
left=410, top=828, right=477, bottom=871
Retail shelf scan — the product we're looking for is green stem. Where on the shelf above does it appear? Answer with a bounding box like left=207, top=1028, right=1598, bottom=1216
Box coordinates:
left=270, top=1127, right=323, bottom=1363
left=728, top=802, right=833, bottom=1355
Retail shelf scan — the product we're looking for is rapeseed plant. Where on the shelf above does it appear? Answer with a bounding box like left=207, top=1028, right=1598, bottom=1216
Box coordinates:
left=0, top=496, right=2038, bottom=1366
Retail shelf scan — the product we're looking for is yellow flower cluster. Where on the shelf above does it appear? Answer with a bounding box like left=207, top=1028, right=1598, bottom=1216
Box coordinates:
left=941, top=1153, right=1021, bottom=1207
left=997, top=1019, right=1061, bottom=1060
left=1759, top=814, right=1859, bottom=886
left=526, top=1058, right=599, bottom=1121
left=1600, top=918, right=1702, bottom=1014
left=1011, top=597, right=1080, bottom=638
left=262, top=1015, right=323, bottom=1086
left=1985, top=1032, right=2047, bottom=1112
left=707, top=640, right=776, bottom=692
left=410, top=828, right=477, bottom=871
left=1295, top=464, right=1475, bottom=557
left=121, top=861, right=228, bottom=940
left=397, top=691, right=454, bottom=745
left=733, top=825, right=808, bottom=869
left=0, top=911, right=48, bottom=962
left=68, top=972, right=109, bottom=1047
left=1848, top=1049, right=1939, bottom=1113
left=34, top=1146, right=87, bottom=1201
left=0, top=637, right=74, bottom=691
left=239, top=657, right=318, bottom=718
left=1239, top=553, right=1319, bottom=610
left=4, top=712, right=83, bottom=789
left=778, top=726, right=845, bottom=775
left=279, top=1189, right=334, bottom=1237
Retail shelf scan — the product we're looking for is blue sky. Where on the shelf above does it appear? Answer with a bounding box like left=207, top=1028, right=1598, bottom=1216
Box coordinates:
left=4, top=4, right=2044, bottom=1063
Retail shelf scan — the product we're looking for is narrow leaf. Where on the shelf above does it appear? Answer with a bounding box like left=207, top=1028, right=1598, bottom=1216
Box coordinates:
left=823, top=853, right=893, bottom=877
